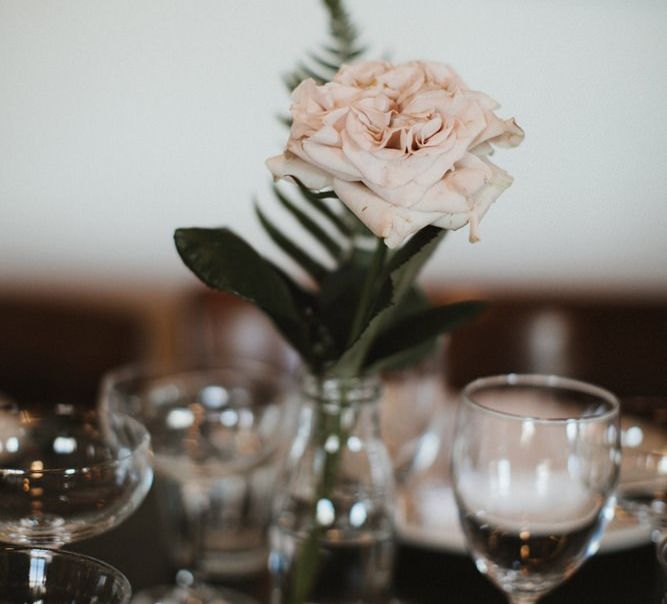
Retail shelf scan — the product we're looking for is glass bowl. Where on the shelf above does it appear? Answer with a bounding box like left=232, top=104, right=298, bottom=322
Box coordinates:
left=0, top=403, right=153, bottom=546
left=0, top=546, right=132, bottom=603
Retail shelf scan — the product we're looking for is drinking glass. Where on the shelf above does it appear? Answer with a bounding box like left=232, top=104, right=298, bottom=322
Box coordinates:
left=380, top=340, right=446, bottom=482
left=101, top=360, right=295, bottom=604
left=617, top=397, right=667, bottom=567
left=0, top=546, right=132, bottom=603
left=451, top=374, right=621, bottom=604
left=0, top=402, right=153, bottom=547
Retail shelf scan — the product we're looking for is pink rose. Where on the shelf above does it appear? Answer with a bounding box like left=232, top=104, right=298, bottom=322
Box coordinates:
left=267, top=60, right=523, bottom=248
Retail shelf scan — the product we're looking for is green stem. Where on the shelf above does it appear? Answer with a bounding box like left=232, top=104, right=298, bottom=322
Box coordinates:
left=346, top=237, right=386, bottom=348
left=286, top=384, right=355, bottom=604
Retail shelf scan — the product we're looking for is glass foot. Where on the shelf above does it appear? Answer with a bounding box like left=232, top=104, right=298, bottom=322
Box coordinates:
left=131, top=583, right=259, bottom=604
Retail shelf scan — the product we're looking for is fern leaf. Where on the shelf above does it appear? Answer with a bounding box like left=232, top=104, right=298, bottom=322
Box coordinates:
left=255, top=203, right=328, bottom=281
left=296, top=62, right=329, bottom=85
left=293, top=179, right=351, bottom=236
left=308, top=52, right=340, bottom=74
left=272, top=185, right=343, bottom=259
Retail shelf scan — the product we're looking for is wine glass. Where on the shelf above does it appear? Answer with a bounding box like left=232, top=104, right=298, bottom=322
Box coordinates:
left=0, top=401, right=153, bottom=547
left=451, top=374, right=621, bottom=604
left=0, top=546, right=132, bottom=603
left=100, top=360, right=295, bottom=604
left=616, top=397, right=667, bottom=566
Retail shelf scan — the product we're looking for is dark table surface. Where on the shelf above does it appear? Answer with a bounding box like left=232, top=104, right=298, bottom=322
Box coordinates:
left=70, top=485, right=664, bottom=604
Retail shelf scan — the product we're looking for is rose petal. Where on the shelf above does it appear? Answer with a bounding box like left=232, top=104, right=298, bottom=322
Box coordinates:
left=433, top=156, right=513, bottom=242
left=411, top=179, right=471, bottom=214
left=334, top=61, right=393, bottom=87
left=472, top=114, right=525, bottom=150
left=333, top=179, right=442, bottom=248
left=271, top=59, right=523, bottom=246
left=301, top=139, right=362, bottom=181
left=266, top=153, right=333, bottom=190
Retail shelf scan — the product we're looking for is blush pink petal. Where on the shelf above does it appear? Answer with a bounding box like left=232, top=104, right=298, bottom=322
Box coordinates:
left=411, top=180, right=471, bottom=214
left=332, top=179, right=442, bottom=248
left=266, top=153, right=333, bottom=190
left=434, top=155, right=513, bottom=242
left=300, top=139, right=362, bottom=181
left=269, top=59, right=523, bottom=246
left=334, top=61, right=393, bottom=87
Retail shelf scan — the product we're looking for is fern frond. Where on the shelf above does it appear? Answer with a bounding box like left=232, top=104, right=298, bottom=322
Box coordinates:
left=308, top=52, right=341, bottom=73
left=284, top=0, right=363, bottom=93
left=323, top=45, right=366, bottom=61
left=272, top=185, right=343, bottom=260
left=255, top=202, right=328, bottom=282
left=295, top=62, right=329, bottom=85
left=293, top=179, right=351, bottom=237
left=260, top=0, right=368, bottom=276
left=323, top=0, right=359, bottom=63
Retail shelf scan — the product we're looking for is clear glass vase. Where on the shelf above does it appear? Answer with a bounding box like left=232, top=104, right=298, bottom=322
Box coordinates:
left=269, top=374, right=395, bottom=604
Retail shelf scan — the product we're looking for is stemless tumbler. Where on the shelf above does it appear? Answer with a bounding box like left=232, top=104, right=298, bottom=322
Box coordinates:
left=451, top=374, right=620, bottom=604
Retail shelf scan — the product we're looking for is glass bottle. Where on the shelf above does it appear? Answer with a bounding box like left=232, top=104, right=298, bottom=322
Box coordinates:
left=269, top=374, right=395, bottom=604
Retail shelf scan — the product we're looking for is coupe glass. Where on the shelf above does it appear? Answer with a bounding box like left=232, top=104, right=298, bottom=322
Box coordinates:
left=451, top=374, right=620, bottom=604
left=0, top=546, right=132, bottom=603
left=0, top=402, right=153, bottom=547
left=100, top=360, right=294, bottom=604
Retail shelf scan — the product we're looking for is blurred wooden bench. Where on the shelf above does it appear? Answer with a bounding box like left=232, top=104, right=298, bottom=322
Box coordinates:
left=442, top=295, right=667, bottom=396
left=0, top=294, right=147, bottom=406
left=1, top=286, right=665, bottom=407
left=182, top=288, right=667, bottom=397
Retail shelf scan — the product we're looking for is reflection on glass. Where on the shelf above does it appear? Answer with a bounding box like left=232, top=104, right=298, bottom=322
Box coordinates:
left=617, top=398, right=667, bottom=571
left=0, top=403, right=153, bottom=547
left=101, top=360, right=294, bottom=604
left=0, top=547, right=131, bottom=603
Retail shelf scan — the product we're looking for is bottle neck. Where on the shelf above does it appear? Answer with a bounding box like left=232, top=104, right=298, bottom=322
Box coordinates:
left=299, top=374, right=382, bottom=441
left=300, top=374, right=381, bottom=409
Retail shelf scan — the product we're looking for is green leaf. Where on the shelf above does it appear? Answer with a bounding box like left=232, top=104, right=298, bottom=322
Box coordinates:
left=174, top=227, right=312, bottom=361
left=276, top=113, right=292, bottom=128
left=366, top=301, right=487, bottom=372
left=296, top=62, right=328, bottom=85
left=385, top=226, right=444, bottom=275
left=318, top=248, right=391, bottom=357
left=283, top=72, right=304, bottom=92
left=308, top=51, right=340, bottom=73
left=365, top=285, right=436, bottom=371
left=255, top=203, right=328, bottom=282
left=273, top=185, right=343, bottom=259
left=293, top=179, right=351, bottom=236
left=331, top=226, right=447, bottom=376
left=372, top=339, right=437, bottom=374
left=323, top=44, right=366, bottom=60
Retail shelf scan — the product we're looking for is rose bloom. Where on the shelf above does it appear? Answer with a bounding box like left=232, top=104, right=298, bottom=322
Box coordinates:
left=267, top=60, right=524, bottom=248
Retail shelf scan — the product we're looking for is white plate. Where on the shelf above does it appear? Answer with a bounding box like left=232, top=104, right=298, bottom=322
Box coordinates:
left=395, top=483, right=651, bottom=554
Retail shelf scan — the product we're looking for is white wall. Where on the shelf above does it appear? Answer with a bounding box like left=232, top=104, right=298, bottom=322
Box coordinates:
left=1, top=0, right=666, bottom=295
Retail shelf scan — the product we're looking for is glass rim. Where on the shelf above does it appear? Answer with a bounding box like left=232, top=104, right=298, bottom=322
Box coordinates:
left=299, top=372, right=382, bottom=404
left=0, top=411, right=151, bottom=476
left=100, top=357, right=293, bottom=401
left=461, top=373, right=620, bottom=424
left=0, top=546, right=131, bottom=595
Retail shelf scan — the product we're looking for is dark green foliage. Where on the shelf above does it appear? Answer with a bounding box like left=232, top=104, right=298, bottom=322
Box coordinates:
left=175, top=0, right=485, bottom=378
left=174, top=228, right=313, bottom=361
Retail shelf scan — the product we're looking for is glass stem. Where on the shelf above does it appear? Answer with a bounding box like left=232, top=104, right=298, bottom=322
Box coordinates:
left=655, top=526, right=667, bottom=571
left=509, top=594, right=541, bottom=604
left=175, top=568, right=197, bottom=589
